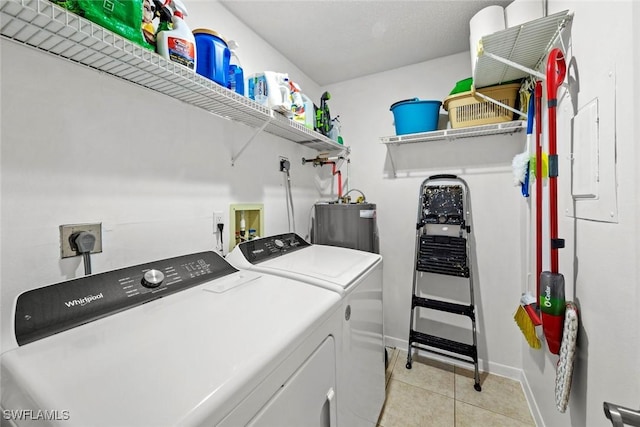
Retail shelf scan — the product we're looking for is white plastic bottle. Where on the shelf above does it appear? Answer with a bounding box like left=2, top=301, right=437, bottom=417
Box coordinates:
left=156, top=0, right=196, bottom=70
left=239, top=211, right=246, bottom=240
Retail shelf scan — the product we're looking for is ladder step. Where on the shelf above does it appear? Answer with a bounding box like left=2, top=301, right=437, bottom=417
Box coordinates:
left=416, top=262, right=469, bottom=277
left=412, top=296, right=475, bottom=319
left=409, top=330, right=477, bottom=362
left=417, top=235, right=469, bottom=277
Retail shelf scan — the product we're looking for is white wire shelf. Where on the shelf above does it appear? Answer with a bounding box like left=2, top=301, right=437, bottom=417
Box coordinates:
left=473, top=10, right=573, bottom=89
left=379, top=120, right=526, bottom=145
left=0, top=0, right=345, bottom=154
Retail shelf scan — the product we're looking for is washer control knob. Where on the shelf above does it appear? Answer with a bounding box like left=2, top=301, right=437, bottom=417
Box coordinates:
left=274, top=239, right=285, bottom=249
left=141, top=269, right=165, bottom=288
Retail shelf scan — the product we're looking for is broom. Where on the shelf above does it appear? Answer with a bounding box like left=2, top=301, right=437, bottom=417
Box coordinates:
left=514, top=84, right=542, bottom=349
left=515, top=294, right=541, bottom=348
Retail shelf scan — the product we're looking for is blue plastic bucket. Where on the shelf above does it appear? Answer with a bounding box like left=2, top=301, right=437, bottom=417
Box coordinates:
left=390, top=98, right=442, bottom=135
left=193, top=29, right=230, bottom=87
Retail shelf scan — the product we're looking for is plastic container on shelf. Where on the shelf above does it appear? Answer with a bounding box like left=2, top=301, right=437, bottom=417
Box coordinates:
left=52, top=0, right=154, bottom=50
left=247, top=72, right=292, bottom=115
left=327, top=116, right=341, bottom=142
left=299, top=94, right=316, bottom=130
left=193, top=28, right=230, bottom=86
left=156, top=0, right=196, bottom=70
left=443, top=83, right=521, bottom=129
left=390, top=98, right=442, bottom=135
left=227, top=40, right=244, bottom=95
left=449, top=77, right=473, bottom=95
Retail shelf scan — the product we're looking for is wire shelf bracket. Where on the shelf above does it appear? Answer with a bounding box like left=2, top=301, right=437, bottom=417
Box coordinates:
left=231, top=113, right=274, bottom=166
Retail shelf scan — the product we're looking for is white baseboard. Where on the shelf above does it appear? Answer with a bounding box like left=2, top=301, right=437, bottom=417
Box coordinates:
left=519, top=369, right=544, bottom=427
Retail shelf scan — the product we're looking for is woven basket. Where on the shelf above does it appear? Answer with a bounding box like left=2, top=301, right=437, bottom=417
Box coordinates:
left=443, top=83, right=521, bottom=128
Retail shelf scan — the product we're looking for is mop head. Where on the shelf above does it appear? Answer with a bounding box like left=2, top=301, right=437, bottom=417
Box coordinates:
left=514, top=302, right=541, bottom=349
left=555, top=302, right=579, bottom=413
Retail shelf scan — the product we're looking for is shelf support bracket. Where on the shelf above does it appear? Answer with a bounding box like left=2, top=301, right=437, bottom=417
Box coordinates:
left=231, top=112, right=275, bottom=166
left=472, top=90, right=526, bottom=118
left=482, top=51, right=546, bottom=81
left=476, top=48, right=570, bottom=118
left=387, top=146, right=398, bottom=179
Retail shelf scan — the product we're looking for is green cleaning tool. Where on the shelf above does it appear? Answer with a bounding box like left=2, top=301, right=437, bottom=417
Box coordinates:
left=315, top=91, right=332, bottom=136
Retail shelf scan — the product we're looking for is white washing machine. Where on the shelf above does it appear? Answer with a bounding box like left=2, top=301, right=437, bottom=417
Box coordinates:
left=226, top=233, right=385, bottom=427
left=0, top=251, right=343, bottom=427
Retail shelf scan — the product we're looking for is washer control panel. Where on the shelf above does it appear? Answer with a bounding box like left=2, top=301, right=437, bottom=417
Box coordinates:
left=15, top=252, right=237, bottom=346
left=239, top=233, right=310, bottom=264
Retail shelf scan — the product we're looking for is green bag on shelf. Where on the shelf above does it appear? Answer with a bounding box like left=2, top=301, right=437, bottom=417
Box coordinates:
left=52, top=0, right=155, bottom=51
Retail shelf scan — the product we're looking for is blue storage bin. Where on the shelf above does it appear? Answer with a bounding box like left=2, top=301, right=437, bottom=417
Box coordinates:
left=193, top=28, right=230, bottom=87
left=390, top=98, right=442, bottom=135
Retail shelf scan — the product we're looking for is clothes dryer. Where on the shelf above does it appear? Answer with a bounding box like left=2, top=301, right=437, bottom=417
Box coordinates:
left=1, top=251, right=342, bottom=427
left=226, top=233, right=385, bottom=426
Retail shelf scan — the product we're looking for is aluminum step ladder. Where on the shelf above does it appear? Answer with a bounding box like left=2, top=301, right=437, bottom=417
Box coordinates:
left=405, top=174, right=481, bottom=392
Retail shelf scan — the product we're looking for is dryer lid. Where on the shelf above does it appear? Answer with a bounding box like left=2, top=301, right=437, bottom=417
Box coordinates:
left=248, top=243, right=381, bottom=290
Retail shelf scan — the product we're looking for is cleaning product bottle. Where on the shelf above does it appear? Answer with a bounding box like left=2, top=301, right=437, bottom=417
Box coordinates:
left=247, top=72, right=292, bottom=115
left=300, top=93, right=315, bottom=129
left=156, top=0, right=196, bottom=70
left=290, top=81, right=305, bottom=124
left=227, top=40, right=245, bottom=95
left=154, top=0, right=173, bottom=34
left=239, top=211, right=246, bottom=241
left=328, top=115, right=341, bottom=142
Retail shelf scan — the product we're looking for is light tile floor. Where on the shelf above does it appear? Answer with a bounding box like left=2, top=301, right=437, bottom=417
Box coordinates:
left=378, top=348, right=535, bottom=427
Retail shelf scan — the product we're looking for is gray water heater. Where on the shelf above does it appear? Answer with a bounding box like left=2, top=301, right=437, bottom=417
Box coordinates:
left=312, top=203, right=379, bottom=254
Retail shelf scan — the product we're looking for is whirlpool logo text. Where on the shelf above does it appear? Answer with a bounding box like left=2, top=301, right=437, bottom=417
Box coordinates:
left=64, top=293, right=104, bottom=308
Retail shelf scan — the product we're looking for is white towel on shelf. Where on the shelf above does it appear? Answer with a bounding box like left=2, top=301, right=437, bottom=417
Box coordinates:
left=469, top=5, right=506, bottom=76
left=505, top=0, right=544, bottom=28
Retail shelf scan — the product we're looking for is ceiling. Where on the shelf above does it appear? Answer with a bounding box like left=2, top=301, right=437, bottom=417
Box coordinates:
left=220, top=0, right=514, bottom=86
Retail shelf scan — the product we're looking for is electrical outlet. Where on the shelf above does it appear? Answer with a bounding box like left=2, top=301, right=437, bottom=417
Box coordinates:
left=214, top=211, right=223, bottom=228
left=60, top=223, right=102, bottom=259
left=279, top=156, right=290, bottom=172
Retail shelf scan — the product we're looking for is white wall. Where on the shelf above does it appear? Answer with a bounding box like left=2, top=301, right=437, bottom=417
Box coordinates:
left=0, top=1, right=334, bottom=352
left=325, top=52, right=527, bottom=376
left=520, top=1, right=640, bottom=426
left=325, top=2, right=639, bottom=426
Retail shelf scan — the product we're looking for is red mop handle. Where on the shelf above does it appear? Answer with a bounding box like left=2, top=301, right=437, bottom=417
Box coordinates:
left=535, top=81, right=543, bottom=302
left=546, top=48, right=566, bottom=274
